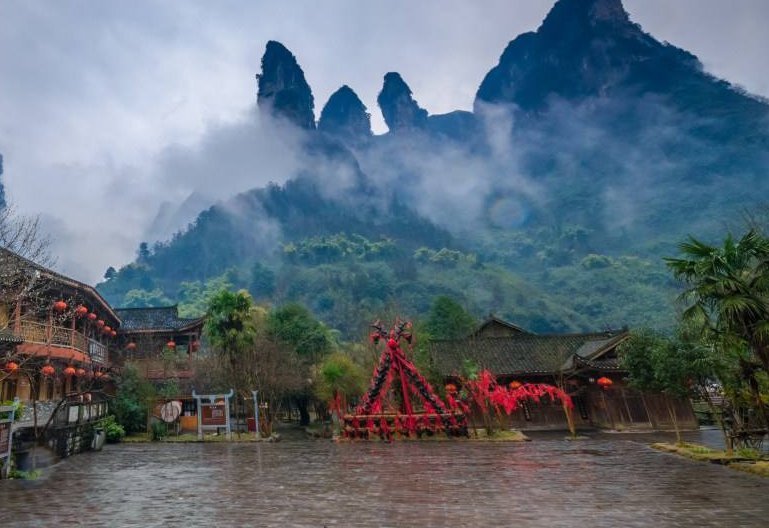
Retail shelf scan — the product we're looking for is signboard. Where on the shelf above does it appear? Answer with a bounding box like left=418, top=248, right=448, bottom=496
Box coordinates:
left=201, top=404, right=226, bottom=426
left=0, top=405, right=15, bottom=479
left=0, top=422, right=10, bottom=453
left=191, top=389, right=234, bottom=440
left=160, top=401, right=183, bottom=423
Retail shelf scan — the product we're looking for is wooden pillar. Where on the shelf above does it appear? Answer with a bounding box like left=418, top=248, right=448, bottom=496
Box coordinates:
left=13, top=301, right=21, bottom=333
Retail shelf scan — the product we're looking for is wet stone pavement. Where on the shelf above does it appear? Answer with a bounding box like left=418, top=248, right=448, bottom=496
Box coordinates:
left=1, top=429, right=768, bottom=527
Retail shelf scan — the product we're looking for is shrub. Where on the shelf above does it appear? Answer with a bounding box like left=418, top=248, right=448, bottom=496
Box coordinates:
left=100, top=415, right=126, bottom=443
left=150, top=421, right=167, bottom=441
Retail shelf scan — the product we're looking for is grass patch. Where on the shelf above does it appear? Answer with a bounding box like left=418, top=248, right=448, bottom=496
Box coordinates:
left=472, top=429, right=530, bottom=442
left=336, top=428, right=530, bottom=442
left=730, top=461, right=769, bottom=478
left=122, top=432, right=264, bottom=443
left=652, top=442, right=769, bottom=476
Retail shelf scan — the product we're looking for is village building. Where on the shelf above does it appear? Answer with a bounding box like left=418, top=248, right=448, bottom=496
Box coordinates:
left=0, top=247, right=119, bottom=403
left=114, top=305, right=205, bottom=384
left=430, top=316, right=697, bottom=431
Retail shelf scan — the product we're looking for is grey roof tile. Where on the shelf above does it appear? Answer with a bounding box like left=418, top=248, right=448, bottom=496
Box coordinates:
left=114, top=306, right=203, bottom=332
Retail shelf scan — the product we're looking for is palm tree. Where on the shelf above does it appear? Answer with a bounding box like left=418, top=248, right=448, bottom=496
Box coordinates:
left=666, top=229, right=769, bottom=429
left=666, top=229, right=769, bottom=374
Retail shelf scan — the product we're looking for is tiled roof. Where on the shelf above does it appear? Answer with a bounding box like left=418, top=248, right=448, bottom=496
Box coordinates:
left=114, top=306, right=204, bottom=333
left=430, top=330, right=627, bottom=377
left=573, top=355, right=622, bottom=371
left=0, top=247, right=119, bottom=324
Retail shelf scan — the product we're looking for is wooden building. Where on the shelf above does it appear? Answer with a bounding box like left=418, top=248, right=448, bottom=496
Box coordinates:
left=430, top=317, right=697, bottom=431
left=114, top=306, right=205, bottom=384
left=1, top=247, right=119, bottom=403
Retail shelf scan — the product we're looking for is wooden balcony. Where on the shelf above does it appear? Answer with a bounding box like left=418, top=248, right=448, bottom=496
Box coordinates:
left=16, top=321, right=110, bottom=366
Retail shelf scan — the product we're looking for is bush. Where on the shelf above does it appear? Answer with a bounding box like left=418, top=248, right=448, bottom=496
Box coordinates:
left=0, top=399, right=24, bottom=421
left=150, top=421, right=167, bottom=441
left=100, top=415, right=126, bottom=443
left=112, top=365, right=155, bottom=434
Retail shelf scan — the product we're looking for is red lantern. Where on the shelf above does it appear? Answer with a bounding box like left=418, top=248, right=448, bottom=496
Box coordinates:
left=53, top=300, right=68, bottom=312
left=75, top=305, right=88, bottom=317
left=597, top=376, right=613, bottom=389
left=191, top=340, right=200, bottom=351
left=96, top=320, right=105, bottom=328
left=3, top=361, right=19, bottom=373
left=88, top=312, right=97, bottom=321
left=166, top=340, right=176, bottom=349
left=103, top=325, right=112, bottom=334
left=63, top=365, right=76, bottom=377
left=509, top=381, right=522, bottom=390
left=41, top=364, right=56, bottom=377
left=445, top=383, right=457, bottom=393
left=126, top=342, right=137, bottom=350
left=110, top=330, right=117, bottom=338
left=76, top=368, right=86, bottom=377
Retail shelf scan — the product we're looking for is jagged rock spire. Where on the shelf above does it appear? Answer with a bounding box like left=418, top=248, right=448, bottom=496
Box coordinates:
left=256, top=41, right=316, bottom=129
left=539, top=0, right=631, bottom=34
left=377, top=72, right=428, bottom=132
left=475, top=0, right=697, bottom=110
left=318, top=85, right=372, bottom=143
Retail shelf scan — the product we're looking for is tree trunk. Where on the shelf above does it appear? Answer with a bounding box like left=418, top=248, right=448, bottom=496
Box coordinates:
left=666, top=397, right=682, bottom=445
left=563, top=401, right=576, bottom=438
left=296, top=396, right=310, bottom=426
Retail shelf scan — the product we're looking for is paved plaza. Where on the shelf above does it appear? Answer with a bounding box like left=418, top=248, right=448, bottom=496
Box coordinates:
left=1, top=430, right=768, bottom=527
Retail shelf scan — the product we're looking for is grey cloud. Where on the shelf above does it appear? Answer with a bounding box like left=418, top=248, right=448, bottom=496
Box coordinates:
left=1, top=0, right=768, bottom=282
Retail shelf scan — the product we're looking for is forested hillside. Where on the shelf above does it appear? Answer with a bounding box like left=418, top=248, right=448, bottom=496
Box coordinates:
left=97, top=0, right=768, bottom=336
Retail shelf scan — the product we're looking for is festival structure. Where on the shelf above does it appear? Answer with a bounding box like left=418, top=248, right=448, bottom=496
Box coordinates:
left=343, top=320, right=469, bottom=440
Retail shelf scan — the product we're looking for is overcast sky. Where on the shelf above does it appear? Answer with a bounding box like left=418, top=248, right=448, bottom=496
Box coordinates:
left=1, top=0, right=768, bottom=283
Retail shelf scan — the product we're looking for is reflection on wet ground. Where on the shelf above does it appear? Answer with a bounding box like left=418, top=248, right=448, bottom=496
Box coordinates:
left=1, top=428, right=767, bottom=527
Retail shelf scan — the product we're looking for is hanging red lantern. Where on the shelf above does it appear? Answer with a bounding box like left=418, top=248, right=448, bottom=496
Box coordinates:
left=41, top=364, right=56, bottom=377
left=103, top=325, right=112, bottom=334
left=53, top=300, right=68, bottom=312
left=110, top=330, right=117, bottom=338
left=75, top=305, right=88, bottom=317
left=96, top=320, right=105, bottom=328
left=126, top=342, right=137, bottom=350
left=88, top=312, right=97, bottom=321
left=3, top=361, right=19, bottom=373
left=190, top=340, right=200, bottom=351
left=63, top=365, right=76, bottom=377
left=597, top=376, right=613, bottom=389
left=75, top=368, right=86, bottom=377
left=166, top=340, right=176, bottom=349
left=445, top=383, right=457, bottom=393
left=509, top=380, right=523, bottom=390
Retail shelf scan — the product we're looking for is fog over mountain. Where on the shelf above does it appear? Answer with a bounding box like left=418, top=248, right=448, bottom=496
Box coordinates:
left=1, top=0, right=768, bottom=285
left=85, top=0, right=769, bottom=336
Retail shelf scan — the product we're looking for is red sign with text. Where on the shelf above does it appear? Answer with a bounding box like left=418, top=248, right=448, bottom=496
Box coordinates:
left=201, top=404, right=226, bottom=426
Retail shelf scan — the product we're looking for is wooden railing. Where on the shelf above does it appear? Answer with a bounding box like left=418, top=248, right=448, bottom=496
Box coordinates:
left=18, top=321, right=109, bottom=366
